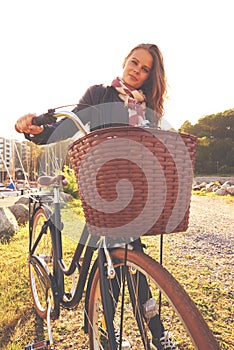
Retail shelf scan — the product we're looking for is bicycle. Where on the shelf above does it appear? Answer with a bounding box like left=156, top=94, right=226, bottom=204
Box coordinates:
left=25, top=108, right=220, bottom=350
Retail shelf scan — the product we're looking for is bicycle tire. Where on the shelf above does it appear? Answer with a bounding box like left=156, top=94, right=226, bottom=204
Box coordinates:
left=29, top=206, right=59, bottom=319
left=29, top=206, right=54, bottom=270
left=29, top=255, right=59, bottom=319
left=88, top=248, right=220, bottom=350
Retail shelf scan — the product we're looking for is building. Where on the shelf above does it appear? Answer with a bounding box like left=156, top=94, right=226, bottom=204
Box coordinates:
left=0, top=137, right=12, bottom=182
left=0, top=137, right=31, bottom=183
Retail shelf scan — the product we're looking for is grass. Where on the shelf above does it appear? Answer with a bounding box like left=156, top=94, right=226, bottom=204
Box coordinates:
left=0, top=197, right=233, bottom=349
left=0, top=226, right=31, bottom=349
left=193, top=189, right=234, bottom=203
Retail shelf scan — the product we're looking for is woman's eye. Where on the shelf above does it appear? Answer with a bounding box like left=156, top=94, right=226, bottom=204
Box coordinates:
left=132, top=60, right=138, bottom=65
left=143, top=67, right=150, bottom=73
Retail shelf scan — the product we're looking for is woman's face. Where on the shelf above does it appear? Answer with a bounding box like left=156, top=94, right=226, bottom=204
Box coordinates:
left=122, top=48, right=153, bottom=89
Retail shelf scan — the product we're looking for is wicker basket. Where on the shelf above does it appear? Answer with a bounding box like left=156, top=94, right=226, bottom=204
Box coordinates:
left=69, top=126, right=198, bottom=237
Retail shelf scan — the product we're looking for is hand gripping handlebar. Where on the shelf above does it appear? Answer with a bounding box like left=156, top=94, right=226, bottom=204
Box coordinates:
left=32, top=109, right=89, bottom=136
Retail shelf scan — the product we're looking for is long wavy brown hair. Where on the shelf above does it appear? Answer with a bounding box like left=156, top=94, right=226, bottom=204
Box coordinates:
left=123, top=43, right=167, bottom=124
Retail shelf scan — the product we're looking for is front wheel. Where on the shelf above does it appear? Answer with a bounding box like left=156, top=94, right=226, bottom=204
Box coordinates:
left=88, top=249, right=220, bottom=350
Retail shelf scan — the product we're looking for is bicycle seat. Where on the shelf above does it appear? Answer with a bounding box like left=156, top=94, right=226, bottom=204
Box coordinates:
left=38, top=175, right=68, bottom=187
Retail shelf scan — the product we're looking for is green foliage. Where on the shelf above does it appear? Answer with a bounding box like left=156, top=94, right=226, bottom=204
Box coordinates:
left=62, top=165, right=79, bottom=198
left=179, top=109, right=234, bottom=174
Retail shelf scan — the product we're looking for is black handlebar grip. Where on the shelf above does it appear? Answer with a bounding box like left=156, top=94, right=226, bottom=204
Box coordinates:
left=32, top=110, right=57, bottom=126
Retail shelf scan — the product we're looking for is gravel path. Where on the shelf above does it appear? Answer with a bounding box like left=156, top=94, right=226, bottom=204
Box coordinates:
left=158, top=195, right=233, bottom=349
left=188, top=195, right=234, bottom=254
left=165, top=195, right=234, bottom=270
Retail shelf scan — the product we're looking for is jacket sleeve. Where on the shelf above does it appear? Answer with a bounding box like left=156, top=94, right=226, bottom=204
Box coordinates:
left=24, top=85, right=107, bottom=145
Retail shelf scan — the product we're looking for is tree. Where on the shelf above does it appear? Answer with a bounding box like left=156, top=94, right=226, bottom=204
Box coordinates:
left=179, top=109, right=234, bottom=174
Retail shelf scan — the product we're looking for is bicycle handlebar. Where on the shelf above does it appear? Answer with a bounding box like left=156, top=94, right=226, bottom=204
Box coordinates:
left=32, top=109, right=89, bottom=136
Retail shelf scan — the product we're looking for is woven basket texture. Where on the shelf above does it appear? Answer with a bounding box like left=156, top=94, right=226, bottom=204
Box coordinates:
left=69, top=126, right=198, bottom=237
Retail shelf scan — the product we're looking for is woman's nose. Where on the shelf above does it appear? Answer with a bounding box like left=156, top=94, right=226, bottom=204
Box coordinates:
left=133, top=65, right=140, bottom=73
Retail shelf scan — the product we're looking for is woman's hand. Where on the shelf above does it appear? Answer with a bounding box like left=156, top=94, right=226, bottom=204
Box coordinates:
left=15, top=113, right=44, bottom=134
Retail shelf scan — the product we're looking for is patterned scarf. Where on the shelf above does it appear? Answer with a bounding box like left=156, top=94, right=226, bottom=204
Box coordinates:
left=111, top=77, right=147, bottom=126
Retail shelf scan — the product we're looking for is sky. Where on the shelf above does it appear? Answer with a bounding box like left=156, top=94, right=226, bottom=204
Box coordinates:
left=1, top=0, right=233, bottom=140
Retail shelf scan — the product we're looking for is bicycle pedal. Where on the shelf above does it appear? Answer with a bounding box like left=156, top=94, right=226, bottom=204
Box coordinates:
left=143, top=298, right=158, bottom=319
left=24, top=339, right=50, bottom=349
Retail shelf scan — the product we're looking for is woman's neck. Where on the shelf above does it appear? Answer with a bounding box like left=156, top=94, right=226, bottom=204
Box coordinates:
left=120, top=77, right=139, bottom=91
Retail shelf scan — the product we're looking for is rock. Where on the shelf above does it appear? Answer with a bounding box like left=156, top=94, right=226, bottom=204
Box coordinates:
left=0, top=207, right=19, bottom=243
left=214, top=188, right=228, bottom=196
left=200, top=181, right=208, bottom=188
left=8, top=203, right=29, bottom=225
left=226, top=186, right=234, bottom=195
left=193, top=177, right=234, bottom=196
left=15, top=195, right=29, bottom=206
left=193, top=181, right=207, bottom=191
left=192, top=185, right=201, bottom=191
left=205, top=182, right=219, bottom=192
left=221, top=181, right=232, bottom=189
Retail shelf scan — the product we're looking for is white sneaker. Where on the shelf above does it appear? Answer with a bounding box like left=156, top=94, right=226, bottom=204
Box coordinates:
left=114, top=329, right=131, bottom=349
left=152, top=331, right=179, bottom=350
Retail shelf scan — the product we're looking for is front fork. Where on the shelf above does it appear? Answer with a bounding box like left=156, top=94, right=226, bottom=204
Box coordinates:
left=98, top=247, right=117, bottom=350
left=98, top=238, right=122, bottom=350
